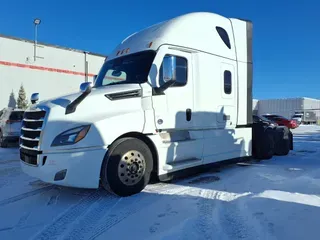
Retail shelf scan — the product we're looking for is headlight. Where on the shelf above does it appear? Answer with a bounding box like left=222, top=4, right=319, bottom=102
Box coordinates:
left=51, top=125, right=91, bottom=147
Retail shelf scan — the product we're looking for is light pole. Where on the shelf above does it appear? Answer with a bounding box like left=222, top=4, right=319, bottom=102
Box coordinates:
left=33, top=18, right=41, bottom=61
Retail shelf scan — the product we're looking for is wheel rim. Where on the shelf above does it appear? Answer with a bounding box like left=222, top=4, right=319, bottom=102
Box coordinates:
left=117, top=150, right=146, bottom=186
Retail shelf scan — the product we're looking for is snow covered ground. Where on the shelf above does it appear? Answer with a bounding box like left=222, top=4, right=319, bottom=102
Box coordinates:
left=1, top=125, right=320, bottom=240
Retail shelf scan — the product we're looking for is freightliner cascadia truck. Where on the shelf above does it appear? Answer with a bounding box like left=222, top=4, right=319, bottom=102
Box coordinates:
left=20, top=12, right=256, bottom=196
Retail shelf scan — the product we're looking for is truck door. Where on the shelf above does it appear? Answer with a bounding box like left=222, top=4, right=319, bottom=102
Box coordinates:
left=151, top=47, right=194, bottom=131
left=150, top=46, right=203, bottom=166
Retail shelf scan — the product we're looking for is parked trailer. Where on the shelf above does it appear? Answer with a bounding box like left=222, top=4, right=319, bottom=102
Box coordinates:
left=20, top=12, right=278, bottom=197
left=292, top=110, right=317, bottom=125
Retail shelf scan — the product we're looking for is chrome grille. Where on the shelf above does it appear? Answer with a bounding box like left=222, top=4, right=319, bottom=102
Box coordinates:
left=20, top=109, right=46, bottom=166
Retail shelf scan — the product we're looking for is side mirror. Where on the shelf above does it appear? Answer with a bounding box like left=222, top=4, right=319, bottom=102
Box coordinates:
left=154, top=55, right=177, bottom=94
left=31, top=93, right=39, bottom=104
left=80, top=82, right=92, bottom=93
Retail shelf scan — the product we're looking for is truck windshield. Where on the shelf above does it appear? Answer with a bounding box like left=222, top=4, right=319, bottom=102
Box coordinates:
left=94, top=50, right=156, bottom=87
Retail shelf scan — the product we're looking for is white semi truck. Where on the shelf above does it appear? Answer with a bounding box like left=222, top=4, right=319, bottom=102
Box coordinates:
left=20, top=12, right=254, bottom=196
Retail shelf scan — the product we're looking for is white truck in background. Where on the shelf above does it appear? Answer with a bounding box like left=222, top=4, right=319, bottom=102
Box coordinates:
left=20, top=12, right=254, bottom=197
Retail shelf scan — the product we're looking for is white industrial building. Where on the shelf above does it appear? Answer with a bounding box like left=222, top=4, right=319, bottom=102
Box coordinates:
left=252, top=99, right=259, bottom=115
left=0, top=34, right=106, bottom=109
left=253, top=97, right=320, bottom=122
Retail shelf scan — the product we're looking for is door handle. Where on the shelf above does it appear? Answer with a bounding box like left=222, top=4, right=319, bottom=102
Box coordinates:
left=186, top=108, right=192, bottom=121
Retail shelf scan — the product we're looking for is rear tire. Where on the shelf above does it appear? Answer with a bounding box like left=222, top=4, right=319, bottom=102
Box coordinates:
left=263, top=128, right=275, bottom=159
left=274, top=127, right=290, bottom=156
left=258, top=128, right=275, bottom=160
left=100, top=137, right=153, bottom=197
left=289, top=130, right=293, bottom=150
left=0, top=131, right=7, bottom=148
left=252, top=124, right=275, bottom=160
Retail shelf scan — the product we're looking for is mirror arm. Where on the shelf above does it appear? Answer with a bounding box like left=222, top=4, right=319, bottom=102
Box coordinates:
left=65, top=90, right=91, bottom=115
left=66, top=83, right=92, bottom=115
left=152, top=79, right=175, bottom=95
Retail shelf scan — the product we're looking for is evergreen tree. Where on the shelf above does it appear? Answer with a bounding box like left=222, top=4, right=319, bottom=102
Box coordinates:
left=17, top=84, right=28, bottom=109
left=8, top=90, right=17, bottom=108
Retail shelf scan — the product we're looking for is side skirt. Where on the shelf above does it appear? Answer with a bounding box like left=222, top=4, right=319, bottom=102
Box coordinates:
left=158, top=156, right=252, bottom=182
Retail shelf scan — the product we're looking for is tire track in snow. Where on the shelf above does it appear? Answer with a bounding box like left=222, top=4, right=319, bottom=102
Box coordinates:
left=214, top=191, right=277, bottom=240
left=62, top=192, right=118, bottom=240
left=176, top=189, right=221, bottom=240
left=0, top=166, right=20, bottom=177
left=31, top=190, right=104, bottom=240
left=62, top=183, right=171, bottom=240
left=217, top=193, right=257, bottom=240
left=0, top=186, right=54, bottom=207
left=86, top=184, right=192, bottom=240
left=32, top=182, right=182, bottom=240
left=66, top=178, right=216, bottom=239
left=194, top=189, right=218, bottom=240
left=31, top=183, right=190, bottom=240
left=0, top=166, right=25, bottom=188
left=0, top=159, right=19, bottom=165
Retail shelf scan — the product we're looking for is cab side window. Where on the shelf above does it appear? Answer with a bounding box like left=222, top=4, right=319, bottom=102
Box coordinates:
left=159, top=55, right=188, bottom=87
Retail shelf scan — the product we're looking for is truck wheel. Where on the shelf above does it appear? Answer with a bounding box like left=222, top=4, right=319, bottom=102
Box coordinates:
left=258, top=128, right=275, bottom=160
left=100, top=137, right=153, bottom=197
left=0, top=131, right=7, bottom=148
left=289, top=130, right=293, bottom=150
left=274, top=127, right=290, bottom=156
left=252, top=125, right=275, bottom=160
left=264, top=128, right=275, bottom=159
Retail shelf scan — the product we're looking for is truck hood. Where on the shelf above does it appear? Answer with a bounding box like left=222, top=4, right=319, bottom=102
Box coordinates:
left=30, top=83, right=145, bottom=150
left=34, top=83, right=142, bottom=124
left=37, top=84, right=141, bottom=107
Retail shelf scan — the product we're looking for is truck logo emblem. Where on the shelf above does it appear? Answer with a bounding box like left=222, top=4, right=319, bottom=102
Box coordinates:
left=157, top=119, right=163, bottom=125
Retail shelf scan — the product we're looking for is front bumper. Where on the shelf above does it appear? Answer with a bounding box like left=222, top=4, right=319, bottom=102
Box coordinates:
left=20, top=147, right=107, bottom=189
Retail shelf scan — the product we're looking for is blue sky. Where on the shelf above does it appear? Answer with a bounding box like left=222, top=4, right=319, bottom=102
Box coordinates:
left=1, top=0, right=319, bottom=100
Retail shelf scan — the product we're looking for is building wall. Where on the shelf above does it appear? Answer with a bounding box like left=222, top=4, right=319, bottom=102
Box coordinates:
left=252, top=99, right=259, bottom=115
left=254, top=98, right=320, bottom=122
left=0, top=35, right=106, bottom=109
left=257, top=98, right=304, bottom=119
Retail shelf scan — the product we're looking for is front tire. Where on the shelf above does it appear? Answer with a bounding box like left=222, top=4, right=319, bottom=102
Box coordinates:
left=100, top=137, right=153, bottom=197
